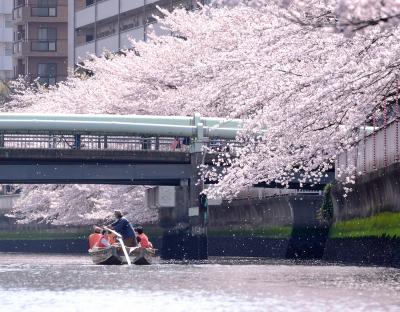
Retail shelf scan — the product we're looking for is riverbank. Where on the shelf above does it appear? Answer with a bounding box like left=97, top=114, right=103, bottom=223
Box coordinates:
left=1, top=232, right=400, bottom=268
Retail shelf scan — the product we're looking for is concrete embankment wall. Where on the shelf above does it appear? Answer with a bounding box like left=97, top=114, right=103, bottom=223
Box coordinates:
left=0, top=194, right=326, bottom=260
left=208, top=194, right=326, bottom=259
left=332, top=163, right=400, bottom=220
left=326, top=162, right=400, bottom=267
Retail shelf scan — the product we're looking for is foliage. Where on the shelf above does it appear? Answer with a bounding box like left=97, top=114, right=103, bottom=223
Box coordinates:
left=318, top=184, right=334, bottom=224
left=6, top=0, right=400, bottom=222
left=7, top=185, right=158, bottom=226
left=0, top=81, right=10, bottom=106
left=0, top=229, right=90, bottom=240
left=330, top=212, right=400, bottom=238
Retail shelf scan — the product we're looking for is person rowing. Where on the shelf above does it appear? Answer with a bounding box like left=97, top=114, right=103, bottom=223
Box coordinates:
left=106, top=210, right=137, bottom=247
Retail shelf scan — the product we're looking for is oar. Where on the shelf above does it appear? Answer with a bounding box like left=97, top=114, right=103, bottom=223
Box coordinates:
left=104, top=227, right=132, bottom=266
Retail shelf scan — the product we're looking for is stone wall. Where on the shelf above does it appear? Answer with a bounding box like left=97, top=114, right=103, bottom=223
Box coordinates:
left=209, top=196, right=293, bottom=230
left=331, top=162, right=400, bottom=221
left=325, top=163, right=400, bottom=266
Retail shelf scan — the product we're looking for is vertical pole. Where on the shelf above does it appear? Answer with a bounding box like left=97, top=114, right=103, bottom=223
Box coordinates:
left=373, top=111, right=377, bottom=170
left=363, top=123, right=366, bottom=173
left=104, top=135, right=108, bottom=149
left=74, top=134, right=81, bottom=149
left=384, top=96, right=388, bottom=167
left=189, top=151, right=207, bottom=260
left=396, top=80, right=399, bottom=162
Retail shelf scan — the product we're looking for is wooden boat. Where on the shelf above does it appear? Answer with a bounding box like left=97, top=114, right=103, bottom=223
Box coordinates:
left=88, top=246, right=156, bottom=265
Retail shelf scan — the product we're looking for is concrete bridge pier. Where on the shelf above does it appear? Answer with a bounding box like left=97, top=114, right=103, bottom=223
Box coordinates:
left=154, top=152, right=208, bottom=260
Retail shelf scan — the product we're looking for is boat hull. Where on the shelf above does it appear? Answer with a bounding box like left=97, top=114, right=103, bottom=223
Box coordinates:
left=89, top=246, right=156, bottom=265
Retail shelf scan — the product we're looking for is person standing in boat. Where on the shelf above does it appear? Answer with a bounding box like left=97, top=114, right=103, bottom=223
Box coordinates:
left=135, top=226, right=153, bottom=249
left=108, top=210, right=137, bottom=247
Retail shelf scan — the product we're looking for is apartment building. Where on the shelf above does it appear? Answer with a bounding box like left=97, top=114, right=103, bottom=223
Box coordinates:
left=12, top=0, right=68, bottom=85
left=0, top=0, right=13, bottom=80
left=68, top=0, right=206, bottom=67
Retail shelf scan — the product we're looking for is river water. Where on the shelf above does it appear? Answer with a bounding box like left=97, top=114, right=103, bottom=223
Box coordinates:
left=0, top=254, right=399, bottom=311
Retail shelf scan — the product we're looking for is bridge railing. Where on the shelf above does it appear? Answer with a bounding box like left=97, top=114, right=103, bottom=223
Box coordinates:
left=0, top=133, right=192, bottom=152
left=0, top=113, right=247, bottom=153
left=0, top=132, right=242, bottom=153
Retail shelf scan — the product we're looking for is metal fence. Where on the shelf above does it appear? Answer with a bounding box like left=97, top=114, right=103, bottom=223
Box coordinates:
left=0, top=134, right=191, bottom=152
left=0, top=132, right=241, bottom=153
left=336, top=117, right=400, bottom=180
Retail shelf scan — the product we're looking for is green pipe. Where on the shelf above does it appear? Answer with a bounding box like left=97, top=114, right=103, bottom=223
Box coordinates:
left=0, top=113, right=242, bottom=128
left=0, top=119, right=241, bottom=139
left=0, top=120, right=197, bottom=137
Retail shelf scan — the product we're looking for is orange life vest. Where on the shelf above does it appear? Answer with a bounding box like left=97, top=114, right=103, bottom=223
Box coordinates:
left=138, top=233, right=152, bottom=248
left=96, top=236, right=110, bottom=248
left=88, top=233, right=102, bottom=249
left=106, top=233, right=117, bottom=245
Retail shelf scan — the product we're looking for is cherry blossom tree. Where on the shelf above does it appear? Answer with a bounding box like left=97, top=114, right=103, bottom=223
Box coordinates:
left=7, top=185, right=157, bottom=225
left=6, top=0, right=400, bottom=221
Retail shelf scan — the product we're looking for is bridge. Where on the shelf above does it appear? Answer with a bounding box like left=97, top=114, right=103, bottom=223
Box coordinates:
left=0, top=113, right=241, bottom=185
left=0, top=112, right=333, bottom=187
left=0, top=112, right=334, bottom=260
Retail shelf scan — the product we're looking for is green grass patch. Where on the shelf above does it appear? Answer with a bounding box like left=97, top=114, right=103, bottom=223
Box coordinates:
left=330, top=212, right=400, bottom=238
left=209, top=226, right=292, bottom=238
left=0, top=229, right=90, bottom=240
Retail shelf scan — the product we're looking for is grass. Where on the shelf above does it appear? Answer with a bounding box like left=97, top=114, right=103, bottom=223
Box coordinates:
left=208, top=226, right=292, bottom=238
left=330, top=211, right=400, bottom=238
left=0, top=225, right=163, bottom=241
left=0, top=230, right=90, bottom=240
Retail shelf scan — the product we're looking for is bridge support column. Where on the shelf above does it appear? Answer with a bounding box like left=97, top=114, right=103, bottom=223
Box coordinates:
left=160, top=152, right=208, bottom=260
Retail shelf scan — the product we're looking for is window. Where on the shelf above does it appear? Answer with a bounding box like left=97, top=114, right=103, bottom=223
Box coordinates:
left=5, top=43, right=13, bottom=56
left=86, top=0, right=95, bottom=6
left=5, top=15, right=13, bottom=28
left=120, top=13, right=143, bottom=32
left=38, top=27, right=57, bottom=40
left=32, top=27, right=57, bottom=51
left=32, top=0, right=57, bottom=16
left=96, top=20, right=116, bottom=39
left=38, top=63, right=57, bottom=86
left=14, top=0, right=25, bottom=8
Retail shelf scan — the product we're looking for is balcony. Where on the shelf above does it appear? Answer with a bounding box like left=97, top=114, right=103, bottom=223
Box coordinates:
left=0, top=1, right=13, bottom=14
left=13, top=39, right=68, bottom=57
left=120, top=26, right=145, bottom=49
left=13, top=5, right=67, bottom=23
left=120, top=0, right=146, bottom=13
left=31, top=40, right=57, bottom=52
left=97, top=0, right=119, bottom=21
left=0, top=56, right=13, bottom=71
left=75, top=5, right=95, bottom=28
left=0, top=28, right=13, bottom=42
left=74, top=26, right=147, bottom=63
left=75, top=41, right=95, bottom=62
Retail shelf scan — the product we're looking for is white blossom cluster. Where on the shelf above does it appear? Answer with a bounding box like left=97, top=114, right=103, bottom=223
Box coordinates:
left=6, top=0, right=400, bottom=221
left=7, top=185, right=157, bottom=225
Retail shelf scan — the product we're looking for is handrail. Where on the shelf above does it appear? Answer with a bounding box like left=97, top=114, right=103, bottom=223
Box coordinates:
left=0, top=113, right=242, bottom=128
left=0, top=113, right=245, bottom=139
left=0, top=119, right=243, bottom=139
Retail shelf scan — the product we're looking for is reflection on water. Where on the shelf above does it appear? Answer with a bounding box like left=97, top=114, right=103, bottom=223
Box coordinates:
left=0, top=253, right=399, bottom=311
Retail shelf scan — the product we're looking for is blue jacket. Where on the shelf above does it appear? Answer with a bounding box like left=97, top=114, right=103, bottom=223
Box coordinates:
left=112, top=217, right=136, bottom=240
